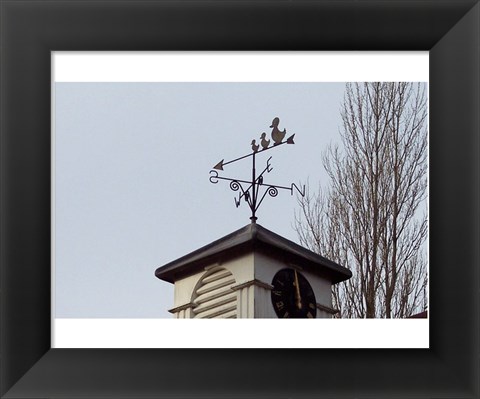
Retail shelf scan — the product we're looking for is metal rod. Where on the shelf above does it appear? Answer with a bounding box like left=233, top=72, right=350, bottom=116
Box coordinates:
left=251, top=151, right=257, bottom=222
left=216, top=136, right=293, bottom=170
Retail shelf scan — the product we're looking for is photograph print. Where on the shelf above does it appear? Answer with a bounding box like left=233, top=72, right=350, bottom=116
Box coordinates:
left=54, top=80, right=428, bottom=322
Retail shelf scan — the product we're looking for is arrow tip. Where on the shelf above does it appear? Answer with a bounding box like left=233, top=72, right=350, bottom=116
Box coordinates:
left=213, top=159, right=224, bottom=170
left=286, top=134, right=295, bottom=144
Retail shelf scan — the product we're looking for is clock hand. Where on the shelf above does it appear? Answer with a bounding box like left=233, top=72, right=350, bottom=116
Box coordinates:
left=294, top=269, right=302, bottom=310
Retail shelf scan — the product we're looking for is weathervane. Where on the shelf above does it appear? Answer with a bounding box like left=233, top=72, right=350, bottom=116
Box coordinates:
left=209, top=117, right=305, bottom=223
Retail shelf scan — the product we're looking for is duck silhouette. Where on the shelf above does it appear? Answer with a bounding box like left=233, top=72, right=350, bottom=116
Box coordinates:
left=260, top=132, right=270, bottom=149
left=270, top=117, right=286, bottom=145
left=251, top=139, right=259, bottom=152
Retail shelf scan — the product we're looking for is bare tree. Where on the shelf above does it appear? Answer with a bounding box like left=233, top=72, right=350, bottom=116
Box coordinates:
left=295, top=82, right=428, bottom=318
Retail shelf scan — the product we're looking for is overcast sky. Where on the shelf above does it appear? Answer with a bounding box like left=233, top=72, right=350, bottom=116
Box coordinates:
left=54, top=82, right=362, bottom=318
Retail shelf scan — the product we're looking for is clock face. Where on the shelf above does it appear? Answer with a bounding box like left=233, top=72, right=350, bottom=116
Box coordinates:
left=271, top=268, right=317, bottom=318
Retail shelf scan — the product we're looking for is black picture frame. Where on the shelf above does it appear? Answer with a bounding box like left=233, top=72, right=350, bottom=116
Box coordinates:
left=1, top=1, right=479, bottom=397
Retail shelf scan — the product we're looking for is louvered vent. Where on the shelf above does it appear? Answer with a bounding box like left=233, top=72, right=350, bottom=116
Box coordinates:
left=192, top=268, right=237, bottom=318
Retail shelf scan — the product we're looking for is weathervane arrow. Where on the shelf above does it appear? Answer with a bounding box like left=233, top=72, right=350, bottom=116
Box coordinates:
left=213, top=134, right=295, bottom=171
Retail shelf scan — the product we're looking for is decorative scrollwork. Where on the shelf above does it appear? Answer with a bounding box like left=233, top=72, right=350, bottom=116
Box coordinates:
left=229, top=180, right=241, bottom=192
left=267, top=186, right=279, bottom=197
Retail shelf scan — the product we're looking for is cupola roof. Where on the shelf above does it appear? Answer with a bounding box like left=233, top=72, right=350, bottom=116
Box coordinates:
left=155, top=223, right=351, bottom=284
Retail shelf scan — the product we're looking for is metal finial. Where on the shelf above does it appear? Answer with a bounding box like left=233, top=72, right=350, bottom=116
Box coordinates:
left=209, top=117, right=304, bottom=222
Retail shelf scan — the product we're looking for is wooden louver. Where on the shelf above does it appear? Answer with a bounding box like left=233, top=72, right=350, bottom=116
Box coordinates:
left=192, top=268, right=237, bottom=318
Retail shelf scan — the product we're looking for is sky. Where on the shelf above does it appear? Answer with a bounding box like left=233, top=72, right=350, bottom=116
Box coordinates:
left=54, top=82, right=347, bottom=318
